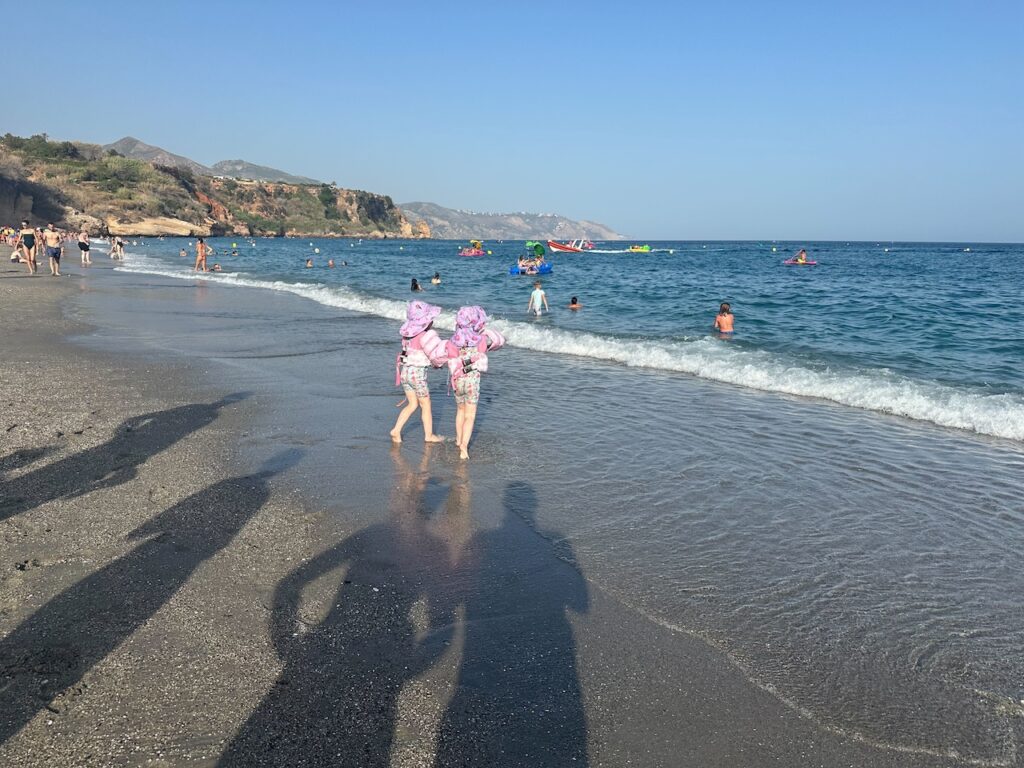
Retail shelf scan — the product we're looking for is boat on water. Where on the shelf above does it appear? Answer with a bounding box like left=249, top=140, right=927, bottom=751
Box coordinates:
left=628, top=244, right=651, bottom=253
left=459, top=239, right=487, bottom=257
left=547, top=239, right=595, bottom=253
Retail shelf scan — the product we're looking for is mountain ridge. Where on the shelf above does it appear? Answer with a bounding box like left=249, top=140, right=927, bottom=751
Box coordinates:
left=399, top=201, right=625, bottom=241
left=103, top=137, right=321, bottom=185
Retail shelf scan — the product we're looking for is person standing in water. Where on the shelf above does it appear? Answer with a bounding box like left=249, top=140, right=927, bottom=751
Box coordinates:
left=528, top=280, right=549, bottom=316
left=194, top=238, right=209, bottom=272
left=77, top=227, right=92, bottom=265
left=714, top=303, right=734, bottom=334
left=411, top=278, right=424, bottom=292
left=445, top=306, right=505, bottom=460
left=391, top=300, right=448, bottom=444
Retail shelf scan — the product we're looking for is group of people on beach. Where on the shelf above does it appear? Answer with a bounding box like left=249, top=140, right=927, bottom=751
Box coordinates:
left=4, top=222, right=108, bottom=276
left=391, top=301, right=506, bottom=460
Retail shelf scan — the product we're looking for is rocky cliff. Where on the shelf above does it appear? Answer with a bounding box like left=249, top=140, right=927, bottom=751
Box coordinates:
left=1, top=134, right=425, bottom=238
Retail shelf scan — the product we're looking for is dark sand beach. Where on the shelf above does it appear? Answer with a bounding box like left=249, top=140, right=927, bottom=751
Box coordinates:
left=0, top=262, right=1001, bottom=767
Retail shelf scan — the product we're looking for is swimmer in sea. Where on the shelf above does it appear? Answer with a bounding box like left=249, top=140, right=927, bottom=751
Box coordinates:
left=411, top=278, right=424, bottom=292
left=568, top=296, right=582, bottom=310
left=328, top=259, right=335, bottom=268
left=714, top=302, right=734, bottom=334
left=431, top=272, right=441, bottom=285
left=212, top=263, right=222, bottom=272
left=305, top=258, right=314, bottom=268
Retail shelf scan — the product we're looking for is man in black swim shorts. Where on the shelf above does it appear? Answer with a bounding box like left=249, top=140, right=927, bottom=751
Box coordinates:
left=77, top=227, right=91, bottom=265
left=42, top=223, right=64, bottom=276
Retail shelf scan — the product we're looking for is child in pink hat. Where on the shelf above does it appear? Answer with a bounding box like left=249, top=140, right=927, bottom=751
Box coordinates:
left=445, top=306, right=505, bottom=459
left=391, top=300, right=449, bottom=443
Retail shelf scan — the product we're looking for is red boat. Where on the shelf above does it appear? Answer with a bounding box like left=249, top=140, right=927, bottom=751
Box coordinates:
left=547, top=239, right=594, bottom=253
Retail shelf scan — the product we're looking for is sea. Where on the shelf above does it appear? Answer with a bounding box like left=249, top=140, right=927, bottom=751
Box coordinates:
left=87, top=237, right=1024, bottom=764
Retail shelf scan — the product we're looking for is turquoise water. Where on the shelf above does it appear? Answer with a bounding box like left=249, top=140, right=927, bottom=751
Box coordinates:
left=120, top=237, right=1024, bottom=440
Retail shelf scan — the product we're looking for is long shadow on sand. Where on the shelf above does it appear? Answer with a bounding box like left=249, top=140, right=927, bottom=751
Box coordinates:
left=0, top=450, right=300, bottom=746
left=435, top=481, right=591, bottom=767
left=0, top=395, right=246, bottom=522
left=218, top=446, right=456, bottom=768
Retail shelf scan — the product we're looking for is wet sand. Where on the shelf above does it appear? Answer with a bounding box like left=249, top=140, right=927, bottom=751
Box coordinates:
left=0, top=261, right=984, bottom=767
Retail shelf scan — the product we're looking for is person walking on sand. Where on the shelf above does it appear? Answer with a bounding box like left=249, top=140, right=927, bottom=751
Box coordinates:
left=445, top=306, right=505, bottom=460
left=77, top=227, right=91, bottom=265
left=42, top=223, right=64, bottom=276
left=15, top=221, right=37, bottom=274
left=391, top=300, right=449, bottom=444
left=527, top=280, right=549, bottom=316
left=194, top=238, right=209, bottom=272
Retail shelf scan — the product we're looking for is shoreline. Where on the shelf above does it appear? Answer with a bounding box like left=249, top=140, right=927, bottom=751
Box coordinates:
left=0, top=261, right=1003, bottom=766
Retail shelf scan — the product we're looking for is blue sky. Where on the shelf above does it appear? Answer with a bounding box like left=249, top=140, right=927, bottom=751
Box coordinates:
left=7, top=1, right=1022, bottom=240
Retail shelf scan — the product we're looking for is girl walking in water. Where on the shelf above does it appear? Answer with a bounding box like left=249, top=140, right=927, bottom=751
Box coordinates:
left=391, top=300, right=448, bottom=443
left=445, top=306, right=505, bottom=459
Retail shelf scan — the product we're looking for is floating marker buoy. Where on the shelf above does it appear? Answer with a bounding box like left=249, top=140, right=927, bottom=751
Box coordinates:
left=669, top=249, right=674, bottom=254
left=487, top=250, right=492, bottom=254
left=314, top=248, right=320, bottom=254
left=772, top=247, right=777, bottom=252
left=884, top=248, right=889, bottom=252
left=309, top=242, right=314, bottom=246
left=232, top=242, right=237, bottom=248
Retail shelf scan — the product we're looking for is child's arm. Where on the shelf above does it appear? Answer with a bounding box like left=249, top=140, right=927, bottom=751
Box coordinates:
left=422, top=330, right=450, bottom=367
left=542, top=292, right=549, bottom=311
left=483, top=329, right=505, bottom=351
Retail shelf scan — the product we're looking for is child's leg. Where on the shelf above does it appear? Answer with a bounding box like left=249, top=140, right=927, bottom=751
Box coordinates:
left=419, top=395, right=444, bottom=442
left=459, top=403, right=478, bottom=460
left=391, top=391, right=420, bottom=442
left=455, top=402, right=466, bottom=447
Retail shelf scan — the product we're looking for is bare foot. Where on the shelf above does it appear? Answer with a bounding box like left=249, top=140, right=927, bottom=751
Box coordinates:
left=424, top=434, right=445, bottom=443
left=459, top=447, right=470, bottom=460
left=389, top=429, right=402, bottom=444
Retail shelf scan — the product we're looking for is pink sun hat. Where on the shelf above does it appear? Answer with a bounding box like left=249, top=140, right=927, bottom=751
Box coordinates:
left=451, top=305, right=489, bottom=347
left=400, top=300, right=442, bottom=337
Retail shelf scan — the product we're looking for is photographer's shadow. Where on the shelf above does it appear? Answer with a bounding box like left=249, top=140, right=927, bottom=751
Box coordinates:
left=436, top=480, right=590, bottom=767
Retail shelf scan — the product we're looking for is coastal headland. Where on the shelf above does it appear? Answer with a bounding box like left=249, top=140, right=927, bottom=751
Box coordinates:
left=0, top=133, right=428, bottom=239
left=0, top=257, right=995, bottom=767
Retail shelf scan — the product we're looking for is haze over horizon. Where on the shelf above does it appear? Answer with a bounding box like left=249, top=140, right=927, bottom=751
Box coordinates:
left=6, top=0, right=1022, bottom=242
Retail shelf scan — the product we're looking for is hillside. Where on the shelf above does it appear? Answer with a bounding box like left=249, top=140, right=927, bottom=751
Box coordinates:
left=1, top=133, right=426, bottom=238
left=104, top=137, right=213, bottom=176
left=399, top=201, right=624, bottom=241
left=211, top=160, right=320, bottom=185
left=104, top=137, right=321, bottom=185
